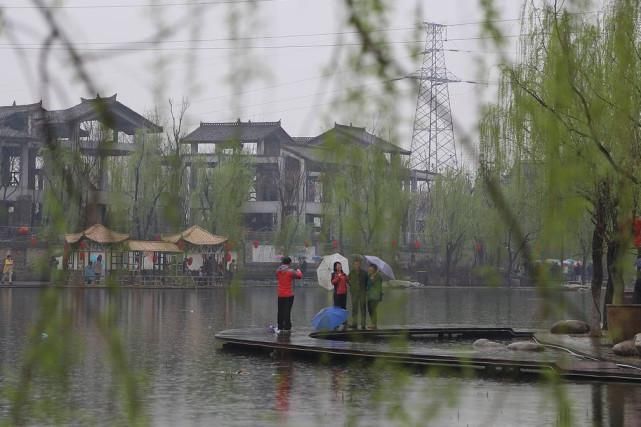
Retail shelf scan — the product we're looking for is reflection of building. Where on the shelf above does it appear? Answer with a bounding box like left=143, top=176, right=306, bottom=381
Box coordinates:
left=0, top=95, right=162, bottom=229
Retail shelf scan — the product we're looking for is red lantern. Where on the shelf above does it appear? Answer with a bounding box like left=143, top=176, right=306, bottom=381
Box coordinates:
left=225, top=252, right=232, bottom=262
left=413, top=239, right=421, bottom=250
left=252, top=240, right=260, bottom=249
left=30, top=236, right=37, bottom=247
left=153, top=234, right=161, bottom=241
left=17, top=226, right=29, bottom=235
left=391, top=239, right=398, bottom=249
left=332, top=240, right=338, bottom=249
left=79, top=240, right=88, bottom=249
left=187, top=257, right=193, bottom=266
left=79, top=252, right=85, bottom=261
left=634, top=218, right=641, bottom=248
left=152, top=254, right=158, bottom=263
left=475, top=242, right=483, bottom=253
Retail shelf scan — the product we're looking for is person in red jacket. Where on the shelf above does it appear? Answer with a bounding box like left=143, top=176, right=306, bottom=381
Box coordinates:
left=276, top=256, right=303, bottom=334
left=331, top=261, right=349, bottom=309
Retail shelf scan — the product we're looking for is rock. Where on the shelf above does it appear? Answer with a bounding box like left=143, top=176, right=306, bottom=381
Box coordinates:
left=473, top=338, right=505, bottom=349
left=613, top=340, right=640, bottom=357
left=636, top=333, right=641, bottom=354
left=507, top=341, right=545, bottom=352
left=550, top=320, right=590, bottom=335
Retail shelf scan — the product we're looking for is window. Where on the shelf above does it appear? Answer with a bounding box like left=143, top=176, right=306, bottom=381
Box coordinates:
left=247, top=175, right=257, bottom=201
left=306, top=177, right=323, bottom=203
left=240, top=142, right=258, bottom=155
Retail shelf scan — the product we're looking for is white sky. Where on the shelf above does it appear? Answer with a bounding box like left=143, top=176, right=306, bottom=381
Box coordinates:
left=0, top=0, right=524, bottom=167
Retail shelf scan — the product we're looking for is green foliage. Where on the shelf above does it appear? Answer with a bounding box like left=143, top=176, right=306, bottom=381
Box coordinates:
left=321, top=139, right=409, bottom=258
left=192, top=151, right=253, bottom=245
left=424, top=171, right=476, bottom=284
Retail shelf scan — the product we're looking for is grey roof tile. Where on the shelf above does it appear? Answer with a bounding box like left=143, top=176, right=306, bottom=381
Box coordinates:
left=183, top=120, right=288, bottom=143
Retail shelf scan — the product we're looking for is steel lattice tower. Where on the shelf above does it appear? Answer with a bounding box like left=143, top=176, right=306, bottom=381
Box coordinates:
left=410, top=22, right=459, bottom=175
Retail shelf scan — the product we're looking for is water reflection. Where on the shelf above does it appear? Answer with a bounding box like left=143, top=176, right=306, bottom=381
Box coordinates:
left=0, top=286, right=637, bottom=426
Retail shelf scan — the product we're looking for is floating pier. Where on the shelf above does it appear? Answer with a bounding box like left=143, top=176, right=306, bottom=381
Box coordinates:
left=215, top=326, right=641, bottom=383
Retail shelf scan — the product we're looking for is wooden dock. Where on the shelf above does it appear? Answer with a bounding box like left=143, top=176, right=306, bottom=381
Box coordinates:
left=215, top=326, right=641, bottom=383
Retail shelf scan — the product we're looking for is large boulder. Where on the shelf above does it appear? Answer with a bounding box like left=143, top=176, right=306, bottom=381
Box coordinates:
left=550, top=320, right=590, bottom=335
left=612, top=339, right=640, bottom=357
left=473, top=338, right=505, bottom=350
left=507, top=341, right=545, bottom=352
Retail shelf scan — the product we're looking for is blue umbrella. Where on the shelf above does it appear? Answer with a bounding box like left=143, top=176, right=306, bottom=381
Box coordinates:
left=311, top=306, right=349, bottom=331
left=364, top=255, right=395, bottom=280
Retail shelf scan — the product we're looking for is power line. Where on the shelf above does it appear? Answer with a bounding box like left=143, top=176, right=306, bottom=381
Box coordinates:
left=0, top=0, right=278, bottom=9
left=0, top=39, right=425, bottom=51
left=0, top=26, right=421, bottom=47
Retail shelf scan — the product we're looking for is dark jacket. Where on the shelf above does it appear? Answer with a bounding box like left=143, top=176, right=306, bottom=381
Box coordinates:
left=348, top=269, right=367, bottom=297
left=367, top=271, right=383, bottom=301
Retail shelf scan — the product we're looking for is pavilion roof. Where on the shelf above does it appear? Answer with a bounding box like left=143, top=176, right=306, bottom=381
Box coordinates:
left=162, top=225, right=227, bottom=246
left=64, top=224, right=129, bottom=245
left=127, top=240, right=182, bottom=253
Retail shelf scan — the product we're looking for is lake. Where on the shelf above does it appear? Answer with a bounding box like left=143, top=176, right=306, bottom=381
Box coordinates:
left=1, top=285, right=639, bottom=426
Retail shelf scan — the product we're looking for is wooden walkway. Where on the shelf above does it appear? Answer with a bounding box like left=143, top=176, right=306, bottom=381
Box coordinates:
left=215, top=326, right=641, bottom=383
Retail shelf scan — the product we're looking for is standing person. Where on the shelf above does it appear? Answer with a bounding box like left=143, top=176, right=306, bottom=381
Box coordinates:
left=348, top=258, right=368, bottom=329
left=276, top=256, right=302, bottom=335
left=1, top=254, right=14, bottom=284
left=366, top=264, right=383, bottom=329
left=84, top=261, right=95, bottom=285
left=94, top=255, right=103, bottom=284
left=331, top=262, right=348, bottom=309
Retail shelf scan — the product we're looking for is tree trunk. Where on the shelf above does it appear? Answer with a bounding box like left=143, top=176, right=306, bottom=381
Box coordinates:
left=602, top=240, right=617, bottom=330
left=445, top=246, right=452, bottom=286
left=590, top=221, right=604, bottom=336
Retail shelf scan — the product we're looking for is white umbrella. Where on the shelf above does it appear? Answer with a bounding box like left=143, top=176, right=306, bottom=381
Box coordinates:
left=316, top=253, right=349, bottom=290
left=364, top=255, right=395, bottom=280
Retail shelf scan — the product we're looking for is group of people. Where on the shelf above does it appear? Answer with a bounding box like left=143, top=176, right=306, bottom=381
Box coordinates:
left=330, top=258, right=383, bottom=330
left=274, top=256, right=384, bottom=335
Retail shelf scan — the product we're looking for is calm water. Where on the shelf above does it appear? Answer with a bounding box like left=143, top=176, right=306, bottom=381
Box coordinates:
left=1, top=286, right=640, bottom=426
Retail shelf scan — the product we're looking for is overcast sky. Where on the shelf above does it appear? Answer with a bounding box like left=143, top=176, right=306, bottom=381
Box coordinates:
left=0, top=0, right=524, bottom=165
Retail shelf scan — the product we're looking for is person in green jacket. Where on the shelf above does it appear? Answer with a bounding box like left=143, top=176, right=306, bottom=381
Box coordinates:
left=367, top=264, right=383, bottom=329
left=348, top=258, right=368, bottom=330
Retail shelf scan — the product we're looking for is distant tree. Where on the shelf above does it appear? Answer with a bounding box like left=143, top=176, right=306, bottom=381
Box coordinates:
left=424, top=171, right=476, bottom=285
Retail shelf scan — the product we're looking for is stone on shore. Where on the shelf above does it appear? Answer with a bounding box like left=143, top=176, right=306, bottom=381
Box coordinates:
left=507, top=341, right=545, bottom=352
left=612, top=340, right=640, bottom=357
left=473, top=338, right=505, bottom=349
left=550, top=320, right=590, bottom=335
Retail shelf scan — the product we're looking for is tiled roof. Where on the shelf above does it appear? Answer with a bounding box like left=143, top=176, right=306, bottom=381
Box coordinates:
left=162, top=225, right=227, bottom=246
left=127, top=240, right=182, bottom=253
left=46, top=94, right=162, bottom=134
left=0, top=101, right=44, bottom=121
left=308, top=123, right=411, bottom=155
left=292, top=136, right=314, bottom=144
left=183, top=120, right=288, bottom=143
left=64, top=224, right=129, bottom=244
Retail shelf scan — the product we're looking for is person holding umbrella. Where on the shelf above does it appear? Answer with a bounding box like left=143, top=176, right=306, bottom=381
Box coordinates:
left=331, top=261, right=349, bottom=310
left=367, top=264, right=383, bottom=329
left=276, top=256, right=303, bottom=335
left=348, top=257, right=368, bottom=330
